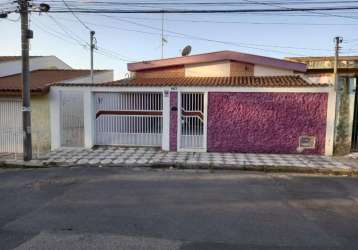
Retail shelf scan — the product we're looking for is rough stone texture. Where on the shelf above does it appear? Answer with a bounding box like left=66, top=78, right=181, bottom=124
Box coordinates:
left=207, top=92, right=328, bottom=154
left=170, top=92, right=178, bottom=151
left=335, top=78, right=352, bottom=155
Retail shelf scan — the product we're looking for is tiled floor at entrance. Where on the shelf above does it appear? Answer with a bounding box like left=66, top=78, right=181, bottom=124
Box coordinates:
left=43, top=146, right=351, bottom=170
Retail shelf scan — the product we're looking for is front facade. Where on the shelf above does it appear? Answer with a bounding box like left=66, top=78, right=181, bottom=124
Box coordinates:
left=0, top=55, right=72, bottom=77
left=0, top=65, right=113, bottom=154
left=50, top=51, right=335, bottom=155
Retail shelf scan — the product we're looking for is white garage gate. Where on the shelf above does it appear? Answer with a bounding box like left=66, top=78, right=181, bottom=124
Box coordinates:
left=0, top=98, right=23, bottom=153
left=94, top=92, right=163, bottom=147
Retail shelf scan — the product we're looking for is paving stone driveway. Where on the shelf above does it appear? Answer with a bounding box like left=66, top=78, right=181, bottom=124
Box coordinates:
left=42, top=146, right=353, bottom=172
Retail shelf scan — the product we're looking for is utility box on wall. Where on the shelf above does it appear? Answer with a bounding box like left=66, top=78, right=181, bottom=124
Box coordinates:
left=298, top=136, right=316, bottom=152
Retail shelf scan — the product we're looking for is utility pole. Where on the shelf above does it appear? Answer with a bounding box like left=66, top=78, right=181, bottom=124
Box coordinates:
left=333, top=36, right=345, bottom=154
left=334, top=36, right=343, bottom=91
left=90, top=30, right=96, bottom=84
left=19, top=0, right=32, bottom=161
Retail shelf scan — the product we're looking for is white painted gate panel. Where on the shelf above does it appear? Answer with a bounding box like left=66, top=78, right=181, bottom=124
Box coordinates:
left=0, top=99, right=22, bottom=153
left=179, top=92, right=206, bottom=151
left=60, top=91, right=84, bottom=147
left=95, top=92, right=163, bottom=146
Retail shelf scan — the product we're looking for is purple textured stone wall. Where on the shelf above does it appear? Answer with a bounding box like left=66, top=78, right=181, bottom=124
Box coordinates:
left=170, top=92, right=178, bottom=151
left=207, top=92, right=328, bottom=154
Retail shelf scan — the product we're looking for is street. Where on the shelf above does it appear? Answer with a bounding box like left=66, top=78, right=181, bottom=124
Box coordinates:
left=1, top=167, right=358, bottom=249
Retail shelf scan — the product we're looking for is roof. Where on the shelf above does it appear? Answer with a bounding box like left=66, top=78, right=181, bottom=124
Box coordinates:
left=53, top=75, right=325, bottom=88
left=287, top=55, right=358, bottom=71
left=0, top=69, right=106, bottom=96
left=128, top=51, right=307, bottom=73
left=288, top=56, right=358, bottom=61
left=0, top=56, right=42, bottom=63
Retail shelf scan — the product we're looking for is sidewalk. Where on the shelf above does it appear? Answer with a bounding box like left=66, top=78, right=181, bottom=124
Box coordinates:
left=1, top=146, right=357, bottom=175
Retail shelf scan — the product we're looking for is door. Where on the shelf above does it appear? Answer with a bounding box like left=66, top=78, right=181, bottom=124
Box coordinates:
left=60, top=91, right=84, bottom=147
left=95, top=92, right=163, bottom=147
left=0, top=98, right=22, bottom=153
left=178, top=92, right=207, bottom=151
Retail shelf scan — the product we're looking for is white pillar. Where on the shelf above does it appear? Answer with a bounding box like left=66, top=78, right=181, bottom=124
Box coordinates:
left=325, top=86, right=336, bottom=156
left=162, top=90, right=170, bottom=151
left=203, top=91, right=208, bottom=152
left=83, top=90, right=95, bottom=148
left=348, top=77, right=356, bottom=147
left=49, top=88, right=61, bottom=150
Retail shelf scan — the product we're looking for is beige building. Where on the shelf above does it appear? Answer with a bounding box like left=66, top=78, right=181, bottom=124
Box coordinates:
left=289, top=56, right=358, bottom=155
left=0, top=61, right=113, bottom=154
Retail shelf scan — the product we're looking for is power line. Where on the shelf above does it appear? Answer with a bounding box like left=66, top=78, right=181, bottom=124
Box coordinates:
left=33, top=19, right=88, bottom=48
left=34, top=14, right=137, bottom=62
left=53, top=14, right=330, bottom=55
left=61, top=0, right=92, bottom=31
left=30, top=6, right=358, bottom=14
left=32, top=1, right=358, bottom=5
left=47, top=13, right=88, bottom=46
left=241, top=0, right=358, bottom=20
left=92, top=15, right=358, bottom=26
left=102, top=14, right=331, bottom=53
left=33, top=20, right=132, bottom=62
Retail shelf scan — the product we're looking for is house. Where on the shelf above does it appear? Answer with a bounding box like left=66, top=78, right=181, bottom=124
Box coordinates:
left=0, top=55, right=72, bottom=77
left=0, top=56, right=114, bottom=154
left=288, top=56, right=358, bottom=155
left=50, top=50, right=335, bottom=155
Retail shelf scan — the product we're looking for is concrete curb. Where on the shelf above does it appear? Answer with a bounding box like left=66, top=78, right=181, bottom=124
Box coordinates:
left=25, top=161, right=357, bottom=176
left=1, top=159, right=357, bottom=176
left=0, top=160, right=47, bottom=169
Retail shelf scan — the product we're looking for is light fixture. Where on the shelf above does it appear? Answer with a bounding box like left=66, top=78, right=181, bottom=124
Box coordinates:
left=39, top=3, right=50, bottom=12
left=0, top=12, right=8, bottom=18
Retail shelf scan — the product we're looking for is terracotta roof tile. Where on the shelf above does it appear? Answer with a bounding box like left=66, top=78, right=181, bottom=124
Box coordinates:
left=54, top=75, right=326, bottom=88
left=0, top=69, right=106, bottom=96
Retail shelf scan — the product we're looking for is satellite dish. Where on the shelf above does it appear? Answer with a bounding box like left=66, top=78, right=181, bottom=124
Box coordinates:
left=182, top=45, right=192, bottom=56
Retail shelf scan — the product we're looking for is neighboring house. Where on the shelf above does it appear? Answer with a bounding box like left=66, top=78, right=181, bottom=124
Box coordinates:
left=0, top=56, right=72, bottom=77
left=288, top=56, right=358, bottom=155
left=50, top=50, right=335, bottom=155
left=0, top=68, right=114, bottom=154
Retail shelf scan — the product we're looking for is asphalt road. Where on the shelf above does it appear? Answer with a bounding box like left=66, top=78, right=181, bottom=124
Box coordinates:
left=1, top=167, right=358, bottom=250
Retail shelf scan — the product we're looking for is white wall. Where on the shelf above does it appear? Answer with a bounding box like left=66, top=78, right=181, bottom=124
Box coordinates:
left=0, top=56, right=72, bottom=77
left=62, top=70, right=114, bottom=84
left=184, top=61, right=295, bottom=77
left=254, top=65, right=294, bottom=76
left=185, top=61, right=231, bottom=77
left=305, top=73, right=334, bottom=85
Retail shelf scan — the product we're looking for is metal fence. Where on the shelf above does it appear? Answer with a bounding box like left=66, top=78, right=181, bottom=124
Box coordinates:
left=180, top=93, right=205, bottom=150
left=95, top=92, right=163, bottom=146
left=0, top=99, right=22, bottom=154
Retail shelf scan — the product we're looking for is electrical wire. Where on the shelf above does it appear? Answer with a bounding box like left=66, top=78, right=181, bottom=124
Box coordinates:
left=89, top=15, right=358, bottom=26
left=36, top=6, right=358, bottom=14
left=61, top=0, right=92, bottom=31
left=101, top=14, right=331, bottom=54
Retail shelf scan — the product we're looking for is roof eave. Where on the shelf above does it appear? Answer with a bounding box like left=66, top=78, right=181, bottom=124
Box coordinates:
left=128, top=51, right=307, bottom=73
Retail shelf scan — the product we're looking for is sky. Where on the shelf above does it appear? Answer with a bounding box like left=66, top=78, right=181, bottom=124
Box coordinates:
left=1, top=1, right=358, bottom=79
